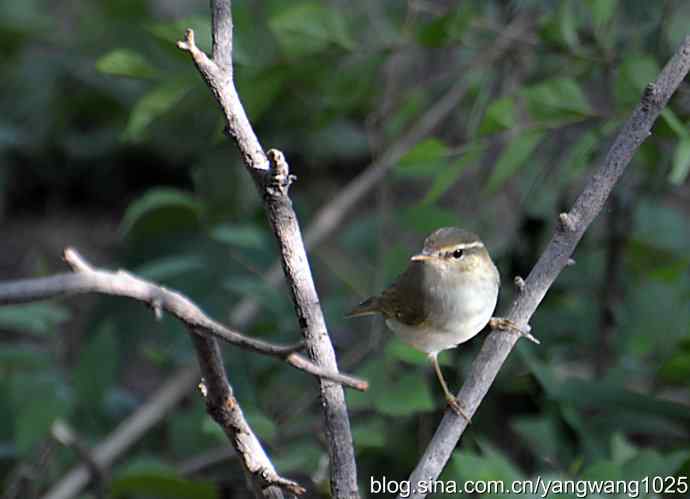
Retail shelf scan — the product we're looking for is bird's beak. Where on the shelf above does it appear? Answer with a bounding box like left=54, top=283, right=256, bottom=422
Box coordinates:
left=411, top=253, right=433, bottom=262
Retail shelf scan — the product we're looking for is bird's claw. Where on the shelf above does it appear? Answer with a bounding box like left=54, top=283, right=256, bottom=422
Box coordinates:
left=447, top=396, right=472, bottom=423
left=489, top=317, right=540, bottom=344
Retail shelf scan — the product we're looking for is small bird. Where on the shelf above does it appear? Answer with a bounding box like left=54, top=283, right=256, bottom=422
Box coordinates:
left=346, top=227, right=537, bottom=421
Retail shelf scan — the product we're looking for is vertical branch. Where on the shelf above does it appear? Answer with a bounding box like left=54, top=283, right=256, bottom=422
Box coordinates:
left=177, top=2, right=359, bottom=496
left=211, top=0, right=233, bottom=69
left=263, top=151, right=359, bottom=497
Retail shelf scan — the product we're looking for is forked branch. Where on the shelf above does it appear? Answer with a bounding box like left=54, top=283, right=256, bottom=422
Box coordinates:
left=177, top=1, right=360, bottom=496
left=0, top=248, right=367, bottom=392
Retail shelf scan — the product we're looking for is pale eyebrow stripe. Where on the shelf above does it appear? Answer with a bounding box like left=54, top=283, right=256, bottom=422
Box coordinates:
left=457, top=241, right=484, bottom=249
left=438, top=241, right=484, bottom=252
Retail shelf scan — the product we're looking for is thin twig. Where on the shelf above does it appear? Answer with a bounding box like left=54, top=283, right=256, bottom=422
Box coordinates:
left=51, top=421, right=108, bottom=499
left=401, top=35, right=690, bottom=499
left=41, top=368, right=199, bottom=499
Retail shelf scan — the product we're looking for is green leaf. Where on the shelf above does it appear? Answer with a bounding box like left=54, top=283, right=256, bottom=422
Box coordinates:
left=558, top=0, right=580, bottom=49
left=511, top=416, right=563, bottom=463
left=0, top=346, right=50, bottom=370
left=11, top=373, right=72, bottom=454
left=419, top=146, right=481, bottom=205
left=524, top=77, right=591, bottom=122
left=556, top=379, right=690, bottom=422
left=273, top=442, right=322, bottom=473
left=168, top=405, right=213, bottom=456
left=658, top=351, right=690, bottom=384
left=633, top=199, right=690, bottom=252
left=146, top=16, right=214, bottom=57
left=561, top=130, right=600, bottom=181
left=479, top=97, right=515, bottom=135
left=353, top=420, right=387, bottom=449
left=452, top=441, right=524, bottom=487
left=73, top=323, right=118, bottom=407
left=111, top=469, right=218, bottom=499
left=587, top=0, right=617, bottom=28
left=236, top=67, right=286, bottom=120
left=622, top=449, right=690, bottom=480
left=384, top=340, right=431, bottom=366
left=346, top=360, right=386, bottom=411
left=0, top=303, right=71, bottom=335
left=384, top=90, right=426, bottom=141
left=245, top=410, right=277, bottom=441
left=96, top=49, right=158, bottom=79
left=665, top=3, right=690, bottom=49
left=374, top=372, right=434, bottom=416
left=581, top=459, right=624, bottom=482
left=614, top=54, right=659, bottom=107
left=135, top=255, right=204, bottom=281
left=660, top=109, right=688, bottom=138
left=485, top=130, right=544, bottom=193
left=626, top=239, right=689, bottom=282
left=223, top=278, right=287, bottom=315
left=269, top=2, right=354, bottom=58
left=396, top=138, right=449, bottom=177
left=122, top=82, right=190, bottom=142
left=669, top=137, right=690, bottom=185
left=401, top=204, right=460, bottom=235
left=538, top=4, right=581, bottom=51
left=611, top=433, right=638, bottom=465
left=121, top=188, right=203, bottom=239
left=210, top=224, right=267, bottom=250
left=416, top=8, right=472, bottom=48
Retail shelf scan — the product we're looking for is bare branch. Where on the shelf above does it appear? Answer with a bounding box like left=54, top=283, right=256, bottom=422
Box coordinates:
left=18, top=250, right=311, bottom=498
left=177, top=1, right=362, bottom=495
left=177, top=28, right=266, bottom=173
left=0, top=248, right=367, bottom=391
left=402, top=35, right=690, bottom=499
left=192, top=335, right=305, bottom=497
left=211, top=0, right=233, bottom=69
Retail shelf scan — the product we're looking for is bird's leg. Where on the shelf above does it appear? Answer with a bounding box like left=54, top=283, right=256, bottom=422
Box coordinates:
left=489, top=317, right=540, bottom=344
left=429, top=353, right=471, bottom=423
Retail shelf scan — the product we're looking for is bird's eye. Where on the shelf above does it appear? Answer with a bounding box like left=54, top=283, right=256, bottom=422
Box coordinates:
left=452, top=249, right=464, bottom=259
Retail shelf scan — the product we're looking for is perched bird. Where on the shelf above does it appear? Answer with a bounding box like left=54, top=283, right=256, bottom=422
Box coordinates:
left=346, top=227, right=537, bottom=421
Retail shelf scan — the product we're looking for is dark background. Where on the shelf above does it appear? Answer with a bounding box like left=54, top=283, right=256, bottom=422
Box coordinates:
left=1, top=1, right=689, bottom=497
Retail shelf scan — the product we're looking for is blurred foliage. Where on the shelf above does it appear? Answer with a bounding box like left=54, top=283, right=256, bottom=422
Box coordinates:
left=1, top=0, right=690, bottom=497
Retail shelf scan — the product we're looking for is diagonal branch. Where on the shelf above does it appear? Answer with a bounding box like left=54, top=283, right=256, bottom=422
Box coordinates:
left=0, top=248, right=367, bottom=391
left=191, top=335, right=305, bottom=497
left=41, top=368, right=199, bottom=499
left=177, top=2, right=360, bottom=496
left=401, top=35, right=690, bottom=499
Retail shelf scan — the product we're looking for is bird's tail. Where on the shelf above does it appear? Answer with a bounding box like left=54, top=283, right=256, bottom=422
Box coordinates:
left=344, top=297, right=381, bottom=318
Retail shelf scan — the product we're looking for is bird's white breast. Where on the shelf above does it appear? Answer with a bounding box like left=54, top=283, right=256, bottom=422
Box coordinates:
left=386, top=262, right=499, bottom=355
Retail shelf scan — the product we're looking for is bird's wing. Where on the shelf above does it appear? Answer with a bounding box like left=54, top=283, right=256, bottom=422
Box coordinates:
left=379, top=263, right=428, bottom=326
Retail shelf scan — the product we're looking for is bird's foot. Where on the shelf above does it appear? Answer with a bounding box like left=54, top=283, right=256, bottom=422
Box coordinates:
left=446, top=395, right=472, bottom=423
left=489, top=317, right=540, bottom=344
